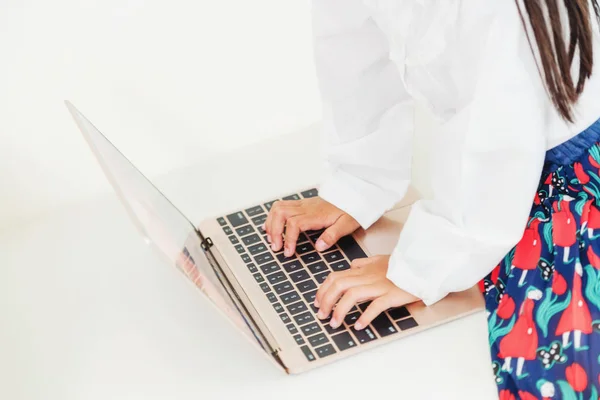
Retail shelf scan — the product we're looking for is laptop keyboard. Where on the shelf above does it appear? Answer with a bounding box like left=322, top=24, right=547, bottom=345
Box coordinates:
left=217, top=189, right=418, bottom=362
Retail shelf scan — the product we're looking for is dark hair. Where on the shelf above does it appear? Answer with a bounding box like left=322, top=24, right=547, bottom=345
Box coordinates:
left=516, top=0, right=600, bottom=122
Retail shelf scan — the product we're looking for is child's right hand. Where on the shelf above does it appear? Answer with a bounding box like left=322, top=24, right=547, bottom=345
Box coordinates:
left=264, top=197, right=359, bottom=257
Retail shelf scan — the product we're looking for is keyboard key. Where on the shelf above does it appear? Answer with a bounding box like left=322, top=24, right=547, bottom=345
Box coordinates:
left=332, top=331, right=357, bottom=351
left=296, top=242, right=314, bottom=254
left=276, top=253, right=296, bottom=263
left=301, top=188, right=319, bottom=198
left=388, top=307, right=411, bottom=321
left=314, top=271, right=330, bottom=284
left=254, top=253, right=274, bottom=265
left=297, top=233, right=309, bottom=244
left=283, top=260, right=303, bottom=273
left=248, top=243, right=268, bottom=255
left=358, top=301, right=371, bottom=312
left=351, top=326, right=377, bottom=344
left=294, top=334, right=305, bottom=345
left=280, top=313, right=291, bottom=324
left=371, top=313, right=398, bottom=337
left=235, top=225, right=254, bottom=237
left=396, top=317, right=419, bottom=331
left=245, top=205, right=264, bottom=217
left=260, top=283, right=271, bottom=293
left=274, top=281, right=294, bottom=295
left=229, top=235, right=239, bottom=244
left=267, top=272, right=287, bottom=285
left=330, top=260, right=350, bottom=271
left=308, top=333, right=329, bottom=348
left=222, top=226, right=233, bottom=235
left=241, top=253, right=251, bottom=263
left=301, top=252, right=321, bottom=264
left=344, top=312, right=361, bottom=326
left=303, top=290, right=317, bottom=303
left=323, top=251, right=344, bottom=263
left=251, top=214, right=267, bottom=226
left=242, top=234, right=261, bottom=246
left=272, top=302, right=284, bottom=313
left=287, top=324, right=299, bottom=334
left=301, top=322, right=322, bottom=336
left=286, top=301, right=308, bottom=315
left=217, top=217, right=227, bottom=226
left=297, top=280, right=317, bottom=293
left=234, top=244, right=244, bottom=254
left=253, top=273, right=265, bottom=283
left=324, top=323, right=346, bottom=335
left=290, top=270, right=310, bottom=283
left=308, top=261, right=328, bottom=275
left=247, top=263, right=258, bottom=273
left=260, top=262, right=280, bottom=275
left=315, top=344, right=336, bottom=358
left=280, top=291, right=301, bottom=305
left=294, top=311, right=315, bottom=326
left=226, top=212, right=248, bottom=228
left=310, top=304, right=319, bottom=314
left=264, top=200, right=278, bottom=211
left=301, top=345, right=316, bottom=362
left=337, top=235, right=367, bottom=261
left=258, top=225, right=267, bottom=235
left=283, top=194, right=301, bottom=201
left=266, top=292, right=277, bottom=303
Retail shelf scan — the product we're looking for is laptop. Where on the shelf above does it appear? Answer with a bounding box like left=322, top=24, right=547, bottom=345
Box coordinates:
left=65, top=101, right=484, bottom=374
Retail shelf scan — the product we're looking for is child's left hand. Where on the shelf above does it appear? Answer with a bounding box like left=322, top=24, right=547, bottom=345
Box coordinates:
left=314, top=255, right=418, bottom=330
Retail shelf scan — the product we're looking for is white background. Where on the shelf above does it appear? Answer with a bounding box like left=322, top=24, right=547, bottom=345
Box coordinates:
left=0, top=0, right=436, bottom=231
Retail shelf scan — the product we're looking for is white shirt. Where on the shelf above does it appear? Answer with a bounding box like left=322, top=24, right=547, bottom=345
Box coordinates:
left=314, top=0, right=600, bottom=305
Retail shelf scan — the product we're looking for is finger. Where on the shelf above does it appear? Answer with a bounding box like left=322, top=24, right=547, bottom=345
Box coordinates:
left=329, top=284, right=385, bottom=329
left=317, top=274, right=376, bottom=320
left=315, top=268, right=358, bottom=307
left=315, top=214, right=359, bottom=252
left=355, top=296, right=392, bottom=330
left=350, top=257, right=371, bottom=269
left=267, top=203, right=301, bottom=252
left=264, top=200, right=299, bottom=239
left=282, top=216, right=302, bottom=257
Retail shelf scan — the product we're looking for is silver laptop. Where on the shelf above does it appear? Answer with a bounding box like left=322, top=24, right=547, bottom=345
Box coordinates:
left=66, top=101, right=484, bottom=374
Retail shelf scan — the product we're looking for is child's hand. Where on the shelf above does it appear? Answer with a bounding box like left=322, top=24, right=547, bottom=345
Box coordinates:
left=314, top=255, right=418, bottom=330
left=264, top=197, right=359, bottom=257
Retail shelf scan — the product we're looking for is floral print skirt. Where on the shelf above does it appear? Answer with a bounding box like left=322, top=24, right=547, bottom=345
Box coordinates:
left=482, top=119, right=600, bottom=399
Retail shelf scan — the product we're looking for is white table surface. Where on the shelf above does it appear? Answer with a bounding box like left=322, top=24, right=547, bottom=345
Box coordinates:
left=0, top=124, right=499, bottom=400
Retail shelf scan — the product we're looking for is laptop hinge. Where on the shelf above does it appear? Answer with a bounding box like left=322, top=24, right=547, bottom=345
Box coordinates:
left=195, top=229, right=286, bottom=372
left=200, top=237, right=214, bottom=251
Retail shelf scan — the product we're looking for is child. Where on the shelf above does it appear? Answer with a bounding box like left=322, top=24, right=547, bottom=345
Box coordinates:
left=265, top=0, right=600, bottom=397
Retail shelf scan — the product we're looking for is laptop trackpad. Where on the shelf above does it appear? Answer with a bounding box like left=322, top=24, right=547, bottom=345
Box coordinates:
left=354, top=206, right=412, bottom=257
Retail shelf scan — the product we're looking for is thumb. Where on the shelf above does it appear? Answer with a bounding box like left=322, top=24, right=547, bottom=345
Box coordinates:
left=315, top=214, right=359, bottom=252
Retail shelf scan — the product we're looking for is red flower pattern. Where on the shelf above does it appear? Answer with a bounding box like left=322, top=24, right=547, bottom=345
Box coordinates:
left=565, top=363, right=588, bottom=392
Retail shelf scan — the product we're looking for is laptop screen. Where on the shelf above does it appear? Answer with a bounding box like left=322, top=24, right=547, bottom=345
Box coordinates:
left=65, top=101, right=259, bottom=346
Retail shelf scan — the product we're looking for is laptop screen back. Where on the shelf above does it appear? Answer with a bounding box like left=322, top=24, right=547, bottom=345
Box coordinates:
left=65, top=101, right=258, bottom=345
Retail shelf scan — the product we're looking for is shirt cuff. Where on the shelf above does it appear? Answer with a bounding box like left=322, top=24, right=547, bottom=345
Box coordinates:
left=386, top=252, right=447, bottom=306
left=319, top=169, right=405, bottom=229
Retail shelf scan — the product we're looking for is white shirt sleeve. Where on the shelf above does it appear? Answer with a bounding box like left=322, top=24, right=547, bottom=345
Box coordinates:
left=312, top=0, right=416, bottom=229
left=386, top=6, right=554, bottom=305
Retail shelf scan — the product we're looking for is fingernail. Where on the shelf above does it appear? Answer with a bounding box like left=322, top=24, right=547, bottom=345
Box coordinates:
left=315, top=239, right=327, bottom=251
left=355, top=322, right=364, bottom=330
left=271, top=243, right=279, bottom=251
left=261, top=223, right=266, bottom=230
left=330, top=319, right=339, bottom=329
left=314, top=298, right=320, bottom=307
left=317, top=310, right=325, bottom=319
left=266, top=234, right=271, bottom=243
left=284, top=248, right=293, bottom=257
